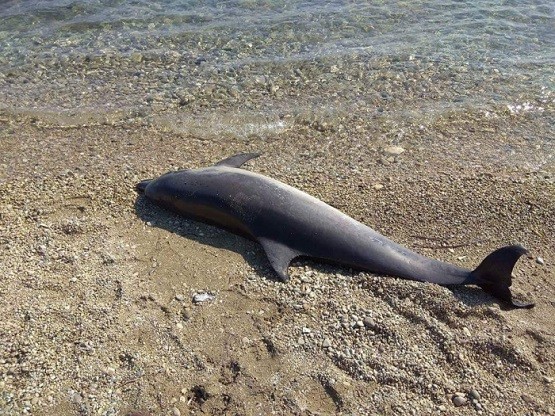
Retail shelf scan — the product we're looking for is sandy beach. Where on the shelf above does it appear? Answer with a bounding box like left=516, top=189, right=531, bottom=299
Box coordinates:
left=1, top=2, right=554, bottom=414
left=0, top=106, right=553, bottom=415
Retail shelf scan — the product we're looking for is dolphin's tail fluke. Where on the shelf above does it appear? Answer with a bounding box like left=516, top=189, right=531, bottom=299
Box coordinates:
left=471, top=245, right=534, bottom=309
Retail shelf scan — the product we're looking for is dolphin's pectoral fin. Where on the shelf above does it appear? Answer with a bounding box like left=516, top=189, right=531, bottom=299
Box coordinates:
left=214, top=153, right=261, bottom=168
left=259, top=238, right=299, bottom=282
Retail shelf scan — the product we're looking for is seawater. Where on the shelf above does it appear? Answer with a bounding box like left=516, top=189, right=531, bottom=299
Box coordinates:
left=0, top=0, right=553, bottom=149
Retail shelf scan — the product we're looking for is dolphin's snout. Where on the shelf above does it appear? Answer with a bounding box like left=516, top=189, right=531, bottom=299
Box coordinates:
left=135, top=179, right=152, bottom=193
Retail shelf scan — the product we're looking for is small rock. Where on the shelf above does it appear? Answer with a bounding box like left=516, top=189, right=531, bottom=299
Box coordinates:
left=172, top=407, right=181, bottom=416
left=130, top=52, right=143, bottom=63
left=444, top=382, right=456, bottom=392
left=383, top=146, right=405, bottom=155
left=468, top=389, right=480, bottom=400
left=521, top=393, right=536, bottom=404
left=322, top=338, right=331, bottom=348
left=462, top=327, right=472, bottom=337
left=438, top=405, right=446, bottom=412
left=302, top=327, right=311, bottom=334
left=193, top=293, right=215, bottom=303
left=363, top=317, right=375, bottom=328
left=175, top=294, right=185, bottom=301
left=452, top=395, right=467, bottom=407
left=373, top=184, right=384, bottom=190
left=181, top=308, right=191, bottom=321
left=176, top=322, right=183, bottom=330
left=70, top=391, right=83, bottom=404
left=536, top=257, right=544, bottom=265
left=542, top=375, right=553, bottom=384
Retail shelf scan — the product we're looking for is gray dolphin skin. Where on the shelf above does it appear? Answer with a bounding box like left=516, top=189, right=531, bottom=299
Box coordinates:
left=136, top=153, right=534, bottom=309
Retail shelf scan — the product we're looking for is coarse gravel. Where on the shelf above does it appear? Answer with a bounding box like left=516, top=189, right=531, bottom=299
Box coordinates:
left=0, top=113, right=553, bottom=415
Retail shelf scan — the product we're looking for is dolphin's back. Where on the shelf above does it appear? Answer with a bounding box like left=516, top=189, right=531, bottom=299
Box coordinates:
left=149, top=166, right=468, bottom=284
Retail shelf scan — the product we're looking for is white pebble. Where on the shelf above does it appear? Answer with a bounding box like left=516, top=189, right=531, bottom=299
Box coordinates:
left=193, top=293, right=214, bottom=303
left=383, top=145, right=405, bottom=155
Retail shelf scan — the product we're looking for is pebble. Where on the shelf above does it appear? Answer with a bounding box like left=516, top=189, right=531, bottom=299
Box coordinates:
left=172, top=407, right=181, bottom=416
left=462, top=327, right=472, bottom=337
left=363, top=317, right=375, bottom=328
left=542, top=376, right=553, bottom=384
left=468, top=389, right=480, bottom=400
left=130, top=52, right=143, bottom=63
left=521, top=394, right=536, bottom=404
left=373, top=184, right=384, bottom=190
left=444, top=382, right=456, bottom=392
left=193, top=293, right=215, bottom=303
left=536, top=257, right=544, bottom=265
left=175, top=294, right=185, bottom=301
left=452, top=395, right=467, bottom=407
left=181, top=307, right=191, bottom=319
left=383, top=146, right=405, bottom=155
left=322, top=338, right=331, bottom=348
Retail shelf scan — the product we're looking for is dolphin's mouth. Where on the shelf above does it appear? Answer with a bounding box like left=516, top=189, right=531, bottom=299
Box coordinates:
left=135, top=179, right=152, bottom=193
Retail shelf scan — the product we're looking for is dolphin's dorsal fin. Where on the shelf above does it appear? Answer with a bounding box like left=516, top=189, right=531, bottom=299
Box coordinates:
left=259, top=238, right=300, bottom=282
left=214, top=153, right=261, bottom=168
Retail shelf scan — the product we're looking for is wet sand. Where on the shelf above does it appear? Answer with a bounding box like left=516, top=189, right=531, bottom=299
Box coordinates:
left=0, top=111, right=554, bottom=415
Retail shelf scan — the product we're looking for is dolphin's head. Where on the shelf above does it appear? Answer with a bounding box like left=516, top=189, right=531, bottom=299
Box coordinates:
left=135, top=179, right=152, bottom=194
left=135, top=170, right=192, bottom=202
left=136, top=170, right=194, bottom=204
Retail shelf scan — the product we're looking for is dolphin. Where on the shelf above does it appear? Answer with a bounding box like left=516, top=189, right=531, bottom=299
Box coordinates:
left=136, top=153, right=534, bottom=309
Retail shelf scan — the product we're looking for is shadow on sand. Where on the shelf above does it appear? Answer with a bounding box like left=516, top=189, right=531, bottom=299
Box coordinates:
left=134, top=194, right=279, bottom=282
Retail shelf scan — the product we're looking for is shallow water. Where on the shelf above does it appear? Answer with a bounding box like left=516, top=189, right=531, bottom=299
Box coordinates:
left=0, top=0, right=553, bottom=167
